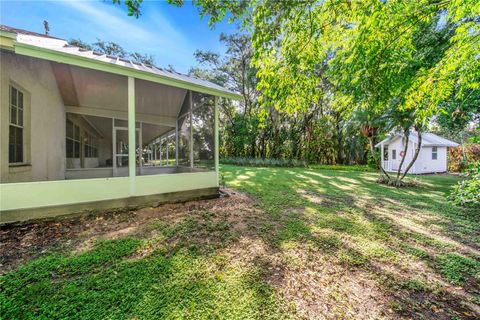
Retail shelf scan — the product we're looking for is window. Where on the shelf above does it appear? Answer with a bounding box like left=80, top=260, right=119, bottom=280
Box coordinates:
left=392, top=149, right=396, bottom=160
left=84, top=135, right=98, bottom=158
left=66, top=120, right=80, bottom=158
left=432, top=146, right=438, bottom=160
left=9, top=85, right=24, bottom=163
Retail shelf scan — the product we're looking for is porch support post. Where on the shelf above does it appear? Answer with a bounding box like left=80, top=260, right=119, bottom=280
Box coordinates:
left=128, top=76, right=136, bottom=195
left=166, top=140, right=169, bottom=164
left=380, top=142, right=384, bottom=171
left=112, top=118, right=116, bottom=176
left=214, top=96, right=219, bottom=187
left=175, top=121, right=179, bottom=166
left=139, top=122, right=143, bottom=175
left=189, top=91, right=193, bottom=169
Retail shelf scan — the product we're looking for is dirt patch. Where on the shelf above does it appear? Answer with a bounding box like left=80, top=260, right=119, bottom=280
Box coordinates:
left=1, top=187, right=478, bottom=319
left=0, top=188, right=255, bottom=273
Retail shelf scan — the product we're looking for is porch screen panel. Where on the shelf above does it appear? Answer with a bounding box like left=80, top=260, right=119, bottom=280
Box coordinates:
left=139, top=123, right=175, bottom=176
left=177, top=113, right=191, bottom=167
left=192, top=92, right=215, bottom=170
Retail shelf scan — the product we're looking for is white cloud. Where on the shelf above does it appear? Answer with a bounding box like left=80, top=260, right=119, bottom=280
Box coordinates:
left=57, top=0, right=195, bottom=71
left=59, top=0, right=154, bottom=41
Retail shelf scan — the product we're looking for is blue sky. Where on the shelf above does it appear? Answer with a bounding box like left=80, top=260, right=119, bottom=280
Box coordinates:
left=0, top=0, right=238, bottom=73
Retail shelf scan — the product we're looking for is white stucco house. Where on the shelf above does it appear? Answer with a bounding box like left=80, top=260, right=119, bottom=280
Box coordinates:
left=375, top=132, right=459, bottom=174
left=0, top=25, right=241, bottom=223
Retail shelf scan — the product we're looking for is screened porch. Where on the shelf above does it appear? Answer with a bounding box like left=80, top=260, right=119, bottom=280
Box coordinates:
left=57, top=64, right=217, bottom=181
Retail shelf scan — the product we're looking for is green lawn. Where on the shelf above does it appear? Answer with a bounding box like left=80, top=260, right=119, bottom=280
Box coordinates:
left=1, top=165, right=479, bottom=319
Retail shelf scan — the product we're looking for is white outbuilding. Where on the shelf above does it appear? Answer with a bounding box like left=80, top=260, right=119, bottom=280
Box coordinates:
left=375, top=132, right=459, bottom=174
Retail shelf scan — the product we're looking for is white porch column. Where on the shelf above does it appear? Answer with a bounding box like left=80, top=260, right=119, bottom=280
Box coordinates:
left=214, top=96, right=219, bottom=186
left=138, top=122, right=143, bottom=175
left=380, top=142, right=384, bottom=171
left=166, top=140, right=169, bottom=164
left=175, top=121, right=179, bottom=166
left=189, top=91, right=194, bottom=169
left=112, top=118, right=117, bottom=176
left=128, top=76, right=136, bottom=195
left=160, top=141, right=162, bottom=165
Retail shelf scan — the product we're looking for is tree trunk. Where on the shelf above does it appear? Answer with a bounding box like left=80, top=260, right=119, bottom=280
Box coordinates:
left=395, top=129, right=410, bottom=182
left=369, top=136, right=390, bottom=179
left=400, top=130, right=422, bottom=181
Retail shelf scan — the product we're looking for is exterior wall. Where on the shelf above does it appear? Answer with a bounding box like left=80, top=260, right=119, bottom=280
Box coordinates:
left=0, top=51, right=65, bottom=183
left=382, top=136, right=448, bottom=174
left=384, top=137, right=416, bottom=173
left=0, top=171, right=218, bottom=223
left=415, top=146, right=447, bottom=173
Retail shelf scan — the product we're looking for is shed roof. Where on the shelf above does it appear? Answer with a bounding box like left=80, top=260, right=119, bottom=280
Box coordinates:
left=375, top=132, right=459, bottom=148
left=0, top=25, right=242, bottom=100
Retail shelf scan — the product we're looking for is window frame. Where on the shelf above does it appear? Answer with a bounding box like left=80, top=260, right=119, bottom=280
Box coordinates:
left=66, top=119, right=81, bottom=159
left=9, top=85, right=25, bottom=164
left=432, top=146, right=438, bottom=160
left=84, top=135, right=98, bottom=158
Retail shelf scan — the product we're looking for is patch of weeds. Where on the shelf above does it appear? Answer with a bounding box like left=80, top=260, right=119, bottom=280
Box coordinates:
left=398, top=279, right=428, bottom=292
left=356, top=240, right=397, bottom=262
left=316, top=215, right=364, bottom=236
left=437, top=253, right=480, bottom=285
left=163, top=217, right=198, bottom=239
left=402, top=244, right=430, bottom=259
left=311, top=233, right=342, bottom=252
left=389, top=300, right=404, bottom=312
left=469, top=294, right=480, bottom=305
left=411, top=233, right=453, bottom=251
left=277, top=217, right=310, bottom=243
left=141, top=218, right=170, bottom=235
left=339, top=248, right=368, bottom=267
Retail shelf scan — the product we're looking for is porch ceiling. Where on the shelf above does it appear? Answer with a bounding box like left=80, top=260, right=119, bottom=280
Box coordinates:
left=83, top=115, right=172, bottom=144
left=53, top=63, right=188, bottom=125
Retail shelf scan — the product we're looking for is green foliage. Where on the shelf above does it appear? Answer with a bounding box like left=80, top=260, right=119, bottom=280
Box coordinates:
left=447, top=144, right=480, bottom=172
left=309, top=164, right=375, bottom=172
left=398, top=279, right=428, bottom=292
left=448, top=161, right=480, bottom=207
left=437, top=253, right=480, bottom=285
left=1, top=237, right=287, bottom=320
left=67, top=38, right=155, bottom=65
left=115, top=0, right=479, bottom=177
left=221, top=157, right=307, bottom=168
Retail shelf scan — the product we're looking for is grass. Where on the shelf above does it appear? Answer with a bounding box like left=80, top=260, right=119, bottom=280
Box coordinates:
left=1, top=165, right=479, bottom=319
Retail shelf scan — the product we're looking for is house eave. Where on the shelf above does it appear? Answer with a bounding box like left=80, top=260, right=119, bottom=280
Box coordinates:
left=13, top=41, right=243, bottom=101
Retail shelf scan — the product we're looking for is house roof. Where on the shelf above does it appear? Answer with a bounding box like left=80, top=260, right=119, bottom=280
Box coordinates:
left=0, top=25, right=242, bottom=100
left=375, top=132, right=459, bottom=148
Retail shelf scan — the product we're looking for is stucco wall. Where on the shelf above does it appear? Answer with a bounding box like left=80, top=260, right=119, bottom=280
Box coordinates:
left=0, top=51, right=65, bottom=182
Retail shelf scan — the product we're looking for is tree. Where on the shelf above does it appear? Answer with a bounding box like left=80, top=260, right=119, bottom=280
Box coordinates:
left=67, top=38, right=155, bottom=65
left=116, top=0, right=479, bottom=184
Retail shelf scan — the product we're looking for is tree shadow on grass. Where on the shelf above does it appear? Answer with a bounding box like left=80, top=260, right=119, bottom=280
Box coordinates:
left=1, top=165, right=478, bottom=319
left=0, top=193, right=296, bottom=320
left=222, top=165, right=480, bottom=318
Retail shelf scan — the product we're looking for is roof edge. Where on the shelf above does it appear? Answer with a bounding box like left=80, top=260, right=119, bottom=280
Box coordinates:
left=13, top=40, right=243, bottom=101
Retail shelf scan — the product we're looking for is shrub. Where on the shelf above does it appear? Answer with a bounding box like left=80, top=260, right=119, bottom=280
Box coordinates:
left=448, top=144, right=480, bottom=172
left=221, top=157, right=308, bottom=167
left=448, top=161, right=480, bottom=207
